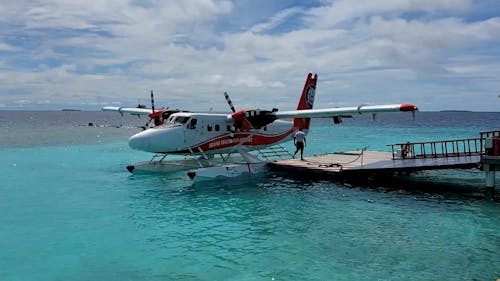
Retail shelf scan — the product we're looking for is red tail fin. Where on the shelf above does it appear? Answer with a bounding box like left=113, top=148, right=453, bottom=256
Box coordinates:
left=293, top=73, right=317, bottom=130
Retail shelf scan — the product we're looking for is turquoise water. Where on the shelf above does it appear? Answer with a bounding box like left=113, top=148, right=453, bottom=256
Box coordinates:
left=1, top=111, right=499, bottom=280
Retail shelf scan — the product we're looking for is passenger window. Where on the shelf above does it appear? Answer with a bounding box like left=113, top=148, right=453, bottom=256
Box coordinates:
left=215, top=124, right=220, bottom=131
left=207, top=124, right=212, bottom=132
left=187, top=118, right=197, bottom=129
left=226, top=125, right=231, bottom=132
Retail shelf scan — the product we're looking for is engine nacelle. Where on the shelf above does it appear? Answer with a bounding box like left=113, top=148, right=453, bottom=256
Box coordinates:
left=226, top=109, right=277, bottom=131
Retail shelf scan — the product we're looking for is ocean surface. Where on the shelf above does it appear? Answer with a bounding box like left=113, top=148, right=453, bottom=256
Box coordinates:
left=0, top=110, right=499, bottom=280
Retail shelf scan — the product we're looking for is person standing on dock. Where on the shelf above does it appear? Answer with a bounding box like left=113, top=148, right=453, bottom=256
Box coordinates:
left=402, top=141, right=411, bottom=158
left=293, top=128, right=307, bottom=160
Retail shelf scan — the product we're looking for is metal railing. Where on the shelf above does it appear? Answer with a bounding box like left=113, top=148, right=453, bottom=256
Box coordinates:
left=257, top=144, right=292, bottom=161
left=389, top=129, right=500, bottom=160
left=389, top=138, right=481, bottom=159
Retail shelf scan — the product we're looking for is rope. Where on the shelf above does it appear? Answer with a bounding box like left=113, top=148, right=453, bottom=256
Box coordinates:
left=310, top=147, right=367, bottom=169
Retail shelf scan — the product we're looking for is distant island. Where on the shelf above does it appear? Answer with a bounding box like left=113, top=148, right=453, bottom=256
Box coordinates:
left=440, top=110, right=472, bottom=112
left=61, top=109, right=82, bottom=111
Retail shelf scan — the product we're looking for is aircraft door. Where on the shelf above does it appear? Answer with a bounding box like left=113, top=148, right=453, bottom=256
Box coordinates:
left=184, top=118, right=200, bottom=145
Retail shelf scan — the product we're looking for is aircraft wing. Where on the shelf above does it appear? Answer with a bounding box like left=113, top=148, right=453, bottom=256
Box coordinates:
left=102, top=106, right=153, bottom=115
left=273, top=104, right=417, bottom=118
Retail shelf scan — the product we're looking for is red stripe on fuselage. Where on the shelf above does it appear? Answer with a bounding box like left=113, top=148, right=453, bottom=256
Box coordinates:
left=175, top=127, right=296, bottom=154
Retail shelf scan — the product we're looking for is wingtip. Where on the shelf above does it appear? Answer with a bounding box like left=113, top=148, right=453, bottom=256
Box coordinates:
left=400, top=104, right=418, bottom=112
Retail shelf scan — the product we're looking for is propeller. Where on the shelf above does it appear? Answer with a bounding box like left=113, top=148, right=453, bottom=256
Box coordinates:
left=224, top=92, right=239, bottom=134
left=223, top=92, right=277, bottom=131
left=150, top=90, right=155, bottom=113
left=144, top=90, right=163, bottom=128
left=224, top=92, right=236, bottom=113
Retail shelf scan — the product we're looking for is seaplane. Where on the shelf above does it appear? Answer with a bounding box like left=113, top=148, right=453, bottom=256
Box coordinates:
left=102, top=73, right=418, bottom=180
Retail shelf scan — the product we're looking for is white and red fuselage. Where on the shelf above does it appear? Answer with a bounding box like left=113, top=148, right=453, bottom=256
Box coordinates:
left=128, top=113, right=297, bottom=154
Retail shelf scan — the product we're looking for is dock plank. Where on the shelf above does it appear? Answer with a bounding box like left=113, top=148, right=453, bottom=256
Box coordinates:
left=267, top=150, right=480, bottom=177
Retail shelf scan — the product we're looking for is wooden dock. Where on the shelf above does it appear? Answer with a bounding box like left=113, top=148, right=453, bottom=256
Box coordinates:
left=268, top=129, right=500, bottom=197
left=267, top=150, right=480, bottom=178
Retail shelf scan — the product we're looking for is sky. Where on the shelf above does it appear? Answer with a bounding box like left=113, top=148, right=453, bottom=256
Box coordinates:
left=0, top=0, right=499, bottom=111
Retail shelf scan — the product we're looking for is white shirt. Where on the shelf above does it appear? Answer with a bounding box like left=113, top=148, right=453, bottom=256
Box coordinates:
left=294, top=130, right=306, bottom=143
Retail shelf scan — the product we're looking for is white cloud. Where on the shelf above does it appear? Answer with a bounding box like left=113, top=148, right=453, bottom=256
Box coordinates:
left=368, top=16, right=500, bottom=49
left=305, top=0, right=471, bottom=28
left=0, top=42, right=16, bottom=51
left=249, top=7, right=303, bottom=33
left=0, top=0, right=499, bottom=111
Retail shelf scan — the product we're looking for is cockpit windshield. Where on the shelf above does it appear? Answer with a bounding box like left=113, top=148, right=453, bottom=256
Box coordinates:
left=165, top=116, right=190, bottom=125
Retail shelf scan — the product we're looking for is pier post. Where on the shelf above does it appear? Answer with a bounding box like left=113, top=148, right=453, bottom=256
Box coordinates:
left=485, top=170, right=495, bottom=199
left=483, top=162, right=496, bottom=199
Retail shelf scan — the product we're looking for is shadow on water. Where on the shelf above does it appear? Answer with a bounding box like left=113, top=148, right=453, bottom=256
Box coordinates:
left=271, top=169, right=499, bottom=202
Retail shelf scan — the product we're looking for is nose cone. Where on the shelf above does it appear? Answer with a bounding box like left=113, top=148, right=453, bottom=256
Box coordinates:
left=128, top=130, right=152, bottom=152
left=128, top=128, right=181, bottom=153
